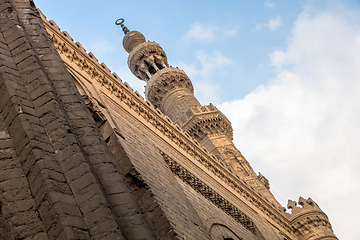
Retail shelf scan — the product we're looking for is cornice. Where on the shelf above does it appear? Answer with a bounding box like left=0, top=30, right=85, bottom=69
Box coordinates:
left=128, top=41, right=167, bottom=78
left=39, top=10, right=295, bottom=237
left=182, top=105, right=234, bottom=141
left=161, top=151, right=259, bottom=236
left=145, top=67, right=194, bottom=108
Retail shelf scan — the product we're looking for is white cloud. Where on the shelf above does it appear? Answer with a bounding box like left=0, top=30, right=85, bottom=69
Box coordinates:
left=223, top=28, right=238, bottom=38
left=183, top=22, right=218, bottom=42
left=254, top=15, right=283, bottom=31
left=183, top=22, right=238, bottom=43
left=267, top=15, right=283, bottom=31
left=178, top=50, right=232, bottom=104
left=263, top=0, right=275, bottom=8
left=220, top=6, right=360, bottom=240
left=88, top=37, right=115, bottom=58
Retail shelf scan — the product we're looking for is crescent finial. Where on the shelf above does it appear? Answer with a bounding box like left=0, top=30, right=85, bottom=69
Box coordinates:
left=115, top=18, right=129, bottom=34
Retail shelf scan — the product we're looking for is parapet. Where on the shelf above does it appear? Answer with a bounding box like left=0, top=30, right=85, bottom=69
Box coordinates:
left=180, top=104, right=234, bottom=143
left=145, top=67, right=194, bottom=108
left=284, top=197, right=338, bottom=240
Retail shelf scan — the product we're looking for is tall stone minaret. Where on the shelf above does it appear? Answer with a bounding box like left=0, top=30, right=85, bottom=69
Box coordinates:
left=119, top=20, right=281, bottom=207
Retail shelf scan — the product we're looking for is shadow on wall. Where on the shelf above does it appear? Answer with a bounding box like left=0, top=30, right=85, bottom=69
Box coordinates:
left=210, top=223, right=243, bottom=240
left=0, top=201, right=10, bottom=239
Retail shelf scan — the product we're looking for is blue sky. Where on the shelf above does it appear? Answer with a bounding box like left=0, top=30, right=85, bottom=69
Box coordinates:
left=34, top=0, right=306, bottom=103
left=35, top=1, right=360, bottom=239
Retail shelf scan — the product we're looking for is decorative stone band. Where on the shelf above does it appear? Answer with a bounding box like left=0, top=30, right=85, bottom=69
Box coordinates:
left=40, top=11, right=295, bottom=236
left=257, top=173, right=270, bottom=190
left=128, top=41, right=168, bottom=81
left=161, top=151, right=262, bottom=238
left=162, top=90, right=201, bottom=124
left=180, top=104, right=234, bottom=142
left=145, top=67, right=196, bottom=109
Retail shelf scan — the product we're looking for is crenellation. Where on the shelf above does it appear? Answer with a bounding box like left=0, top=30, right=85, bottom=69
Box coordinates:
left=123, top=81, right=132, bottom=91
left=283, top=197, right=337, bottom=239
left=286, top=197, right=322, bottom=218
left=134, top=90, right=143, bottom=100
left=112, top=72, right=121, bottom=81
left=0, top=3, right=338, bottom=239
left=75, top=41, right=86, bottom=53
left=100, top=62, right=111, bottom=72
left=1, top=2, right=155, bottom=239
left=61, top=31, right=73, bottom=42
left=87, top=52, right=98, bottom=63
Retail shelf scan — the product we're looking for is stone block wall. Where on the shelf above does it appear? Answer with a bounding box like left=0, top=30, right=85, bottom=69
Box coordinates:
left=99, top=94, right=284, bottom=239
left=0, top=0, right=337, bottom=239
left=0, top=0, right=156, bottom=239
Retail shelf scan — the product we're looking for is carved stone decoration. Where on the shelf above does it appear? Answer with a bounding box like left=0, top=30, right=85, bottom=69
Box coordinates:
left=181, top=104, right=234, bottom=142
left=161, top=151, right=266, bottom=239
left=285, top=197, right=338, bottom=240
left=257, top=173, right=270, bottom=190
left=145, top=67, right=195, bottom=106
left=145, top=67, right=201, bottom=123
left=128, top=42, right=168, bottom=81
left=41, top=12, right=297, bottom=236
left=216, top=145, right=257, bottom=178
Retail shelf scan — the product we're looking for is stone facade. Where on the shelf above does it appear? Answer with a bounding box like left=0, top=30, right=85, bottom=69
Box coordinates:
left=0, top=0, right=337, bottom=239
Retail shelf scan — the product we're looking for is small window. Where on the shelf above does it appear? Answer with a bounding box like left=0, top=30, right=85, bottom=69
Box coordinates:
left=156, top=62, right=164, bottom=70
left=148, top=66, right=156, bottom=74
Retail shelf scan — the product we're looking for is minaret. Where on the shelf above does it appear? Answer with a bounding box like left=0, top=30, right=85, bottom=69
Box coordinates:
left=118, top=19, right=281, bottom=207
left=119, top=19, right=201, bottom=123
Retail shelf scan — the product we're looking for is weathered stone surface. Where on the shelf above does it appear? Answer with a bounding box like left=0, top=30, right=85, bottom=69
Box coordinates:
left=0, top=0, right=338, bottom=239
left=1, top=0, right=155, bottom=239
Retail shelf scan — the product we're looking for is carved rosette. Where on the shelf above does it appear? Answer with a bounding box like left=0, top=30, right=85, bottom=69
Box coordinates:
left=128, top=41, right=169, bottom=81
left=145, top=67, right=197, bottom=109
left=181, top=105, right=234, bottom=143
left=286, top=197, right=338, bottom=240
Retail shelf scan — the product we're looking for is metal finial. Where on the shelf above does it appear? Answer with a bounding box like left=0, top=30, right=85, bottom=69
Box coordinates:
left=115, top=18, right=129, bottom=34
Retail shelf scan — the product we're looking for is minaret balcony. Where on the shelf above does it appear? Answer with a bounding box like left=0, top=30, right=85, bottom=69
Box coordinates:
left=128, top=41, right=168, bottom=81
left=180, top=104, right=234, bottom=143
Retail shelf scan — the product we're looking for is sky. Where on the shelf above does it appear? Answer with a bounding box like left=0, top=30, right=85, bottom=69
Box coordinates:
left=34, top=0, right=360, bottom=239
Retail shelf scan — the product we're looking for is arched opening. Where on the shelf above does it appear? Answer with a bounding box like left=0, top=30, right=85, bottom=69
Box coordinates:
left=148, top=65, right=156, bottom=75
left=209, top=223, right=243, bottom=240
left=156, top=62, right=164, bottom=70
left=143, top=59, right=157, bottom=75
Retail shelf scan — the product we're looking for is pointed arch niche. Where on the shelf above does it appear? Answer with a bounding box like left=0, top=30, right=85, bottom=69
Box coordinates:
left=209, top=223, right=244, bottom=240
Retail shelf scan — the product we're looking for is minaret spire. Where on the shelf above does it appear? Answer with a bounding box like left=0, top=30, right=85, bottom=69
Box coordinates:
left=115, top=18, right=129, bottom=34
left=119, top=23, right=282, bottom=207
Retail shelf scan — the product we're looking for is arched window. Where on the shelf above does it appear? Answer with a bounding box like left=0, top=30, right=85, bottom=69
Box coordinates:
left=210, top=223, right=243, bottom=240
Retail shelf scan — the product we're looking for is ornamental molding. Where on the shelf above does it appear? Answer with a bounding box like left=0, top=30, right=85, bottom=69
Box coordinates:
left=40, top=10, right=295, bottom=237
left=286, top=197, right=337, bottom=239
left=128, top=41, right=168, bottom=81
left=145, top=67, right=194, bottom=108
left=161, top=151, right=260, bottom=237
left=182, top=105, right=234, bottom=142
